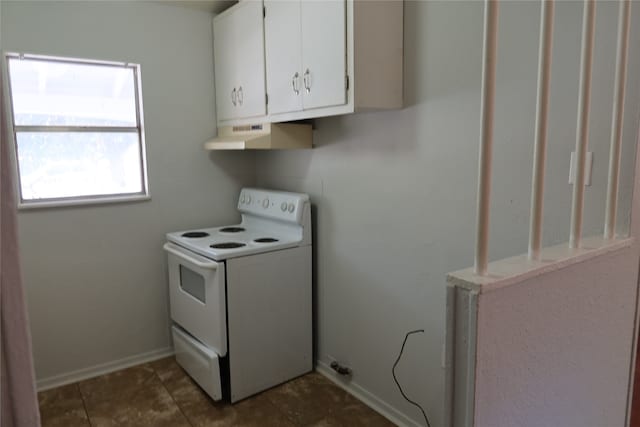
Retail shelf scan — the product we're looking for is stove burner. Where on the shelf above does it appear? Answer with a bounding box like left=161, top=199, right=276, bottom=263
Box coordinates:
left=254, top=238, right=279, bottom=243
left=182, top=231, right=209, bottom=238
left=220, top=227, right=246, bottom=233
left=210, top=242, right=246, bottom=249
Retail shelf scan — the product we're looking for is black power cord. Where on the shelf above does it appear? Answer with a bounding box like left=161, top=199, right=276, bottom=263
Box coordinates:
left=392, top=329, right=431, bottom=427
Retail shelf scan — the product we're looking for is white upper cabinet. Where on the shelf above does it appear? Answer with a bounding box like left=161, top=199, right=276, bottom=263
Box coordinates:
left=214, top=0, right=403, bottom=126
left=265, top=0, right=347, bottom=115
left=213, top=1, right=267, bottom=123
left=264, top=0, right=303, bottom=115
left=213, top=11, right=236, bottom=122
left=299, top=0, right=347, bottom=111
left=264, top=0, right=403, bottom=123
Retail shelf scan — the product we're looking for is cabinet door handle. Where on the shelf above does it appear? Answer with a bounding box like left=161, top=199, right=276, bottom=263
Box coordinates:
left=303, top=69, right=311, bottom=93
left=231, top=88, right=237, bottom=106
left=292, top=72, right=300, bottom=95
left=237, top=86, right=243, bottom=106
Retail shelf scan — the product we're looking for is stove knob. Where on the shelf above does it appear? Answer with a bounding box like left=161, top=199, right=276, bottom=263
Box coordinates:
left=263, top=198, right=270, bottom=208
left=246, top=195, right=252, bottom=204
left=281, top=202, right=288, bottom=212
left=287, top=203, right=295, bottom=213
left=241, top=194, right=246, bottom=204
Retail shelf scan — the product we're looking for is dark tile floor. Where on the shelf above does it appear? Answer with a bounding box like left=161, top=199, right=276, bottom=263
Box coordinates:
left=38, top=357, right=396, bottom=427
left=630, top=338, right=640, bottom=427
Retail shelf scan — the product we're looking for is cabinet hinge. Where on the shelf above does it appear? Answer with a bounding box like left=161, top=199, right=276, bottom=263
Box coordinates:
left=346, top=75, right=350, bottom=90
left=266, top=93, right=269, bottom=105
left=263, top=6, right=266, bottom=18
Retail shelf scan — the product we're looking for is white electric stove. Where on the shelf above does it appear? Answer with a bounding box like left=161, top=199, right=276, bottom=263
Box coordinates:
left=163, top=188, right=312, bottom=403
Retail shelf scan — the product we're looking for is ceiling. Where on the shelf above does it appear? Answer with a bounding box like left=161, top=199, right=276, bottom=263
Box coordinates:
left=157, top=0, right=236, bottom=14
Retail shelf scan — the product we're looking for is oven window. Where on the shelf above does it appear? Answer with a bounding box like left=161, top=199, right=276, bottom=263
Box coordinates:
left=179, top=266, right=206, bottom=303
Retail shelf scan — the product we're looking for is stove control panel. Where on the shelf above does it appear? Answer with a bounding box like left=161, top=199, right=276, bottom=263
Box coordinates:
left=238, top=188, right=309, bottom=224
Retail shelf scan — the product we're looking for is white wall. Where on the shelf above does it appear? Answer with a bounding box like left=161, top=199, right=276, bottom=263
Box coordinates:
left=474, top=246, right=639, bottom=427
left=1, top=1, right=255, bottom=382
left=256, top=1, right=640, bottom=425
left=3, top=1, right=640, bottom=425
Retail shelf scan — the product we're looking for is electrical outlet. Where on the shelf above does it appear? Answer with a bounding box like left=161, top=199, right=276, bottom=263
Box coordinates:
left=326, top=355, right=353, bottom=377
left=568, top=151, right=593, bottom=186
left=330, top=361, right=352, bottom=376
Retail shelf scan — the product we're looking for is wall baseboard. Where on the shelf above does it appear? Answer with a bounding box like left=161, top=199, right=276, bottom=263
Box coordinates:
left=316, top=360, right=422, bottom=427
left=37, top=347, right=174, bottom=392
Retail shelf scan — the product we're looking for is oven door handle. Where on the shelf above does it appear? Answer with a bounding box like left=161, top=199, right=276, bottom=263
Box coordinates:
left=163, top=243, right=218, bottom=270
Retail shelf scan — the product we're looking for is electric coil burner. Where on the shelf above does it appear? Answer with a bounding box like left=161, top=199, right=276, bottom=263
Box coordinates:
left=181, top=231, right=209, bottom=238
left=254, top=238, right=279, bottom=243
left=210, top=242, right=246, bottom=249
left=164, top=188, right=312, bottom=403
left=219, top=227, right=245, bottom=233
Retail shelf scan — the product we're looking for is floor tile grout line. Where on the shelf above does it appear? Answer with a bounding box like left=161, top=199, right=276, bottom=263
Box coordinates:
left=266, top=394, right=308, bottom=427
left=51, top=359, right=386, bottom=427
left=76, top=382, right=94, bottom=427
left=262, top=393, right=304, bottom=427
left=151, top=365, right=195, bottom=427
left=151, top=358, right=299, bottom=427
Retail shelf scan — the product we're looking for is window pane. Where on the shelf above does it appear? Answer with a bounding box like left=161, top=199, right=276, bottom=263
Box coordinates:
left=8, top=58, right=137, bottom=127
left=16, top=132, right=143, bottom=201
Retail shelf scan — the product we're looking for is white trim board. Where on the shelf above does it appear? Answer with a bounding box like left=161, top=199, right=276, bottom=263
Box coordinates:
left=316, top=360, right=423, bottom=427
left=36, top=347, right=174, bottom=392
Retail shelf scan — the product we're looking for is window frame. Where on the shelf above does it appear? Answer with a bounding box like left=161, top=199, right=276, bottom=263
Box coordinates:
left=3, top=52, right=150, bottom=209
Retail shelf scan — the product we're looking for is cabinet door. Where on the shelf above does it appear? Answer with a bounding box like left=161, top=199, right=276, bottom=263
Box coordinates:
left=213, top=11, right=237, bottom=122
left=234, top=0, right=267, bottom=120
left=300, top=0, right=347, bottom=110
left=264, top=0, right=303, bottom=115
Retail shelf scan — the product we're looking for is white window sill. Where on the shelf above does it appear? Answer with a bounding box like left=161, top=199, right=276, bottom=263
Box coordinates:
left=18, top=194, right=151, bottom=210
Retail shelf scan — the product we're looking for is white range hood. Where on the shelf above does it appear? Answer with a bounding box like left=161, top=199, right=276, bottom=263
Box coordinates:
left=204, top=123, right=312, bottom=150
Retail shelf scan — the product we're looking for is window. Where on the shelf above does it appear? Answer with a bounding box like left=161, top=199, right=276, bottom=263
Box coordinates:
left=5, top=53, right=149, bottom=207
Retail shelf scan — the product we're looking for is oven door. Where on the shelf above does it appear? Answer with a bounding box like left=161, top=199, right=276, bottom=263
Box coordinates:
left=164, top=242, right=227, bottom=356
